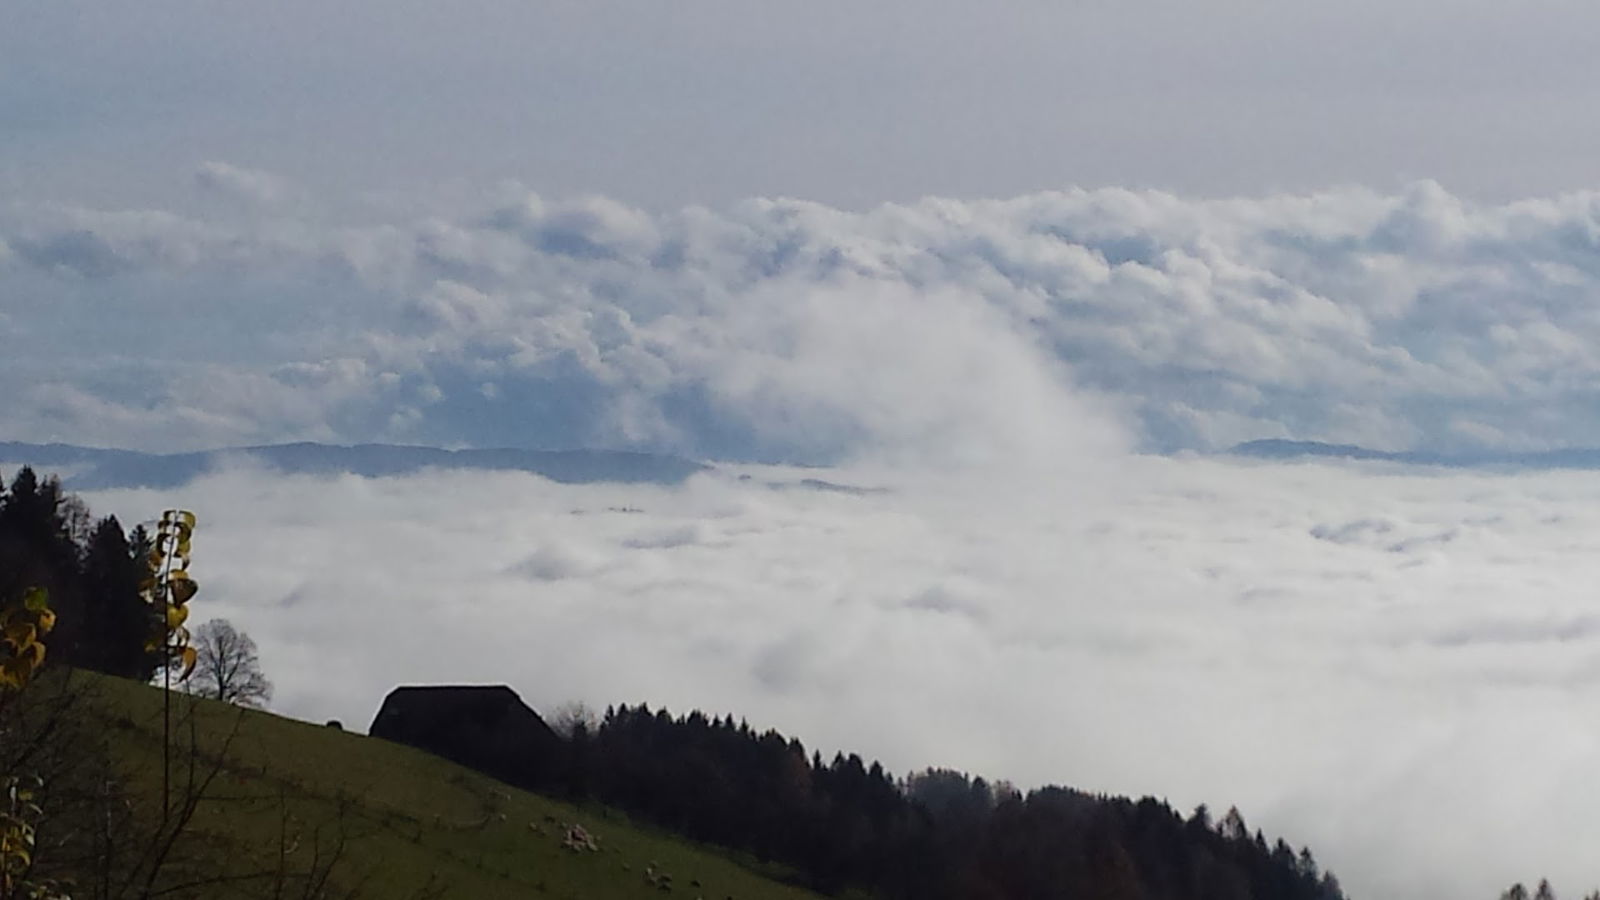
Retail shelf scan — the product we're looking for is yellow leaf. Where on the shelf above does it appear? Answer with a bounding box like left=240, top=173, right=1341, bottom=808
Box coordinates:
left=35, top=609, right=55, bottom=634
left=165, top=604, right=188, bottom=630
left=8, top=641, right=45, bottom=668
left=178, top=646, right=198, bottom=680
left=0, top=657, right=29, bottom=688
left=22, top=587, right=48, bottom=612
left=169, top=576, right=199, bottom=605
left=3, top=622, right=34, bottom=650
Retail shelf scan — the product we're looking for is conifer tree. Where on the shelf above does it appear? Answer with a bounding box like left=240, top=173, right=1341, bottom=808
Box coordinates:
left=0, top=469, right=83, bottom=664
left=79, top=516, right=157, bottom=679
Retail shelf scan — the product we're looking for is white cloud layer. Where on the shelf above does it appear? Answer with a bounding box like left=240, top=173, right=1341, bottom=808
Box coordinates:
left=8, top=181, right=1600, bottom=460
left=69, top=457, right=1600, bottom=900
left=13, top=173, right=1600, bottom=895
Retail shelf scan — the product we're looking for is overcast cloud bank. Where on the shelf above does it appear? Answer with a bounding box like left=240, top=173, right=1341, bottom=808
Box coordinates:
left=10, top=1, right=1600, bottom=208
left=8, top=179, right=1600, bottom=463
left=62, top=457, right=1600, bottom=900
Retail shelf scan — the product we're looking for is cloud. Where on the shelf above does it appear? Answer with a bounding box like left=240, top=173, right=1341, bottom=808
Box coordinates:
left=10, top=182, right=1600, bottom=462
left=74, top=456, right=1600, bottom=900
left=507, top=541, right=605, bottom=581
left=194, top=161, right=293, bottom=208
left=4, top=207, right=226, bottom=277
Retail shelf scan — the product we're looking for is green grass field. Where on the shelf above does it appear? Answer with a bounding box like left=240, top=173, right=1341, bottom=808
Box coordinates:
left=74, top=671, right=830, bottom=900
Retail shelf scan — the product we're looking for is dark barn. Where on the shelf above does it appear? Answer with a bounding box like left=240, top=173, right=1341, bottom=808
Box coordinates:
left=368, top=685, right=565, bottom=790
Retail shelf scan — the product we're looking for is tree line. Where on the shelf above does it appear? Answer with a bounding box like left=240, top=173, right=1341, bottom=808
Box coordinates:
left=0, top=467, right=156, bottom=682
left=530, top=702, right=1349, bottom=900
left=1499, top=881, right=1600, bottom=900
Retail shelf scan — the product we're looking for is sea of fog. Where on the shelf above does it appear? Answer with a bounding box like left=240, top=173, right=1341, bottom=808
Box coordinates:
left=79, top=456, right=1600, bottom=900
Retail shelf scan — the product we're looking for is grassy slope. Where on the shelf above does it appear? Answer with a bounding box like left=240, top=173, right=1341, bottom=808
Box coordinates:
left=81, top=671, right=828, bottom=900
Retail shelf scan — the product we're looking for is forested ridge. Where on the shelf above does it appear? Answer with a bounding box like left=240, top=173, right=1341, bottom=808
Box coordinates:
left=528, top=702, right=1345, bottom=900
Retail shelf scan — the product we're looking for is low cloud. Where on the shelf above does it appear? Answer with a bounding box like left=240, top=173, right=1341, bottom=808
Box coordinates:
left=506, top=542, right=606, bottom=581
left=76, top=457, right=1600, bottom=900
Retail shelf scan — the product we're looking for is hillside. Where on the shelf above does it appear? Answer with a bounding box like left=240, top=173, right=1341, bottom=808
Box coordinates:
left=49, top=670, right=828, bottom=900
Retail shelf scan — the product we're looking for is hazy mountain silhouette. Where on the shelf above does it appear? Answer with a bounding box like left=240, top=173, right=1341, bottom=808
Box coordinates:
left=0, top=441, right=707, bottom=489
left=1231, top=438, right=1600, bottom=469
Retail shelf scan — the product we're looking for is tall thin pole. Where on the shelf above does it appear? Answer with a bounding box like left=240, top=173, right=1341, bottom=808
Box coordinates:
left=158, top=521, right=175, bottom=822
left=146, top=508, right=196, bottom=825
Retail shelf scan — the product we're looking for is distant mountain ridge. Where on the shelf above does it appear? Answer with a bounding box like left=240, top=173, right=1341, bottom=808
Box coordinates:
left=0, top=440, right=708, bottom=489
left=1231, top=438, right=1600, bottom=469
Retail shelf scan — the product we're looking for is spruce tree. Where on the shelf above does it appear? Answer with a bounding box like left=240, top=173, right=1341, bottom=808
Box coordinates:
left=0, top=468, right=85, bottom=662
left=80, top=515, right=157, bottom=679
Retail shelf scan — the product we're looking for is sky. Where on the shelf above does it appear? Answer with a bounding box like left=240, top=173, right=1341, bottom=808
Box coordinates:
left=7, top=1, right=1600, bottom=211
left=9, top=1, right=1600, bottom=897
